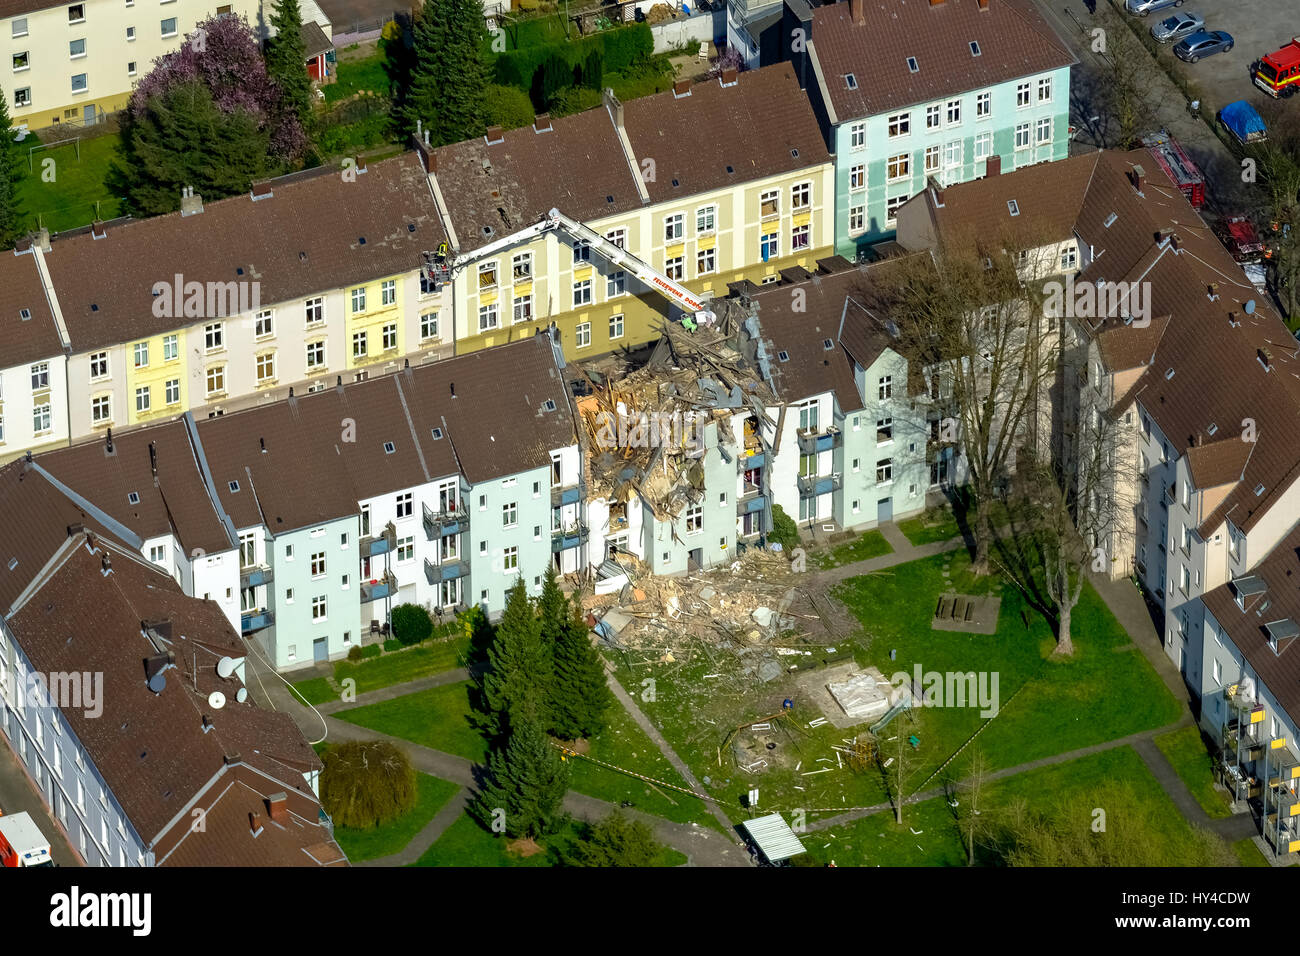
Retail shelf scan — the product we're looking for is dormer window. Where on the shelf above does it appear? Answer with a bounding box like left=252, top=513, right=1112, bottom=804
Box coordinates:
left=845, top=73, right=857, bottom=90
left=906, top=57, right=919, bottom=73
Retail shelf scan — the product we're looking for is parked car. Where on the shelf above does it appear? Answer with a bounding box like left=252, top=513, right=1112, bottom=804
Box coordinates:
left=1126, top=0, right=1184, bottom=17
left=1174, top=30, right=1234, bottom=62
left=1150, top=11, right=1203, bottom=43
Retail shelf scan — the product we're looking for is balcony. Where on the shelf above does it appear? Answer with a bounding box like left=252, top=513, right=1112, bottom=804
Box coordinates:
left=796, top=426, right=841, bottom=455
left=238, top=563, right=273, bottom=588
left=240, top=609, right=274, bottom=633
left=552, top=523, right=588, bottom=552
left=797, top=473, right=842, bottom=495
left=423, top=501, right=468, bottom=540
left=360, top=522, right=396, bottom=557
left=551, top=483, right=581, bottom=507
left=425, top=556, right=467, bottom=583
left=360, top=570, right=397, bottom=602
left=737, top=493, right=767, bottom=516
left=738, top=450, right=766, bottom=472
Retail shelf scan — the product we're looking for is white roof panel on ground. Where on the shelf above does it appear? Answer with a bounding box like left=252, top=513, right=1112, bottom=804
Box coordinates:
left=740, top=813, right=807, bottom=862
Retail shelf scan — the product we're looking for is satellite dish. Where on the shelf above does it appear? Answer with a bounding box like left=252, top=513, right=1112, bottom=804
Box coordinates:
left=208, top=691, right=226, bottom=710
left=235, top=688, right=248, bottom=704
left=216, top=656, right=237, bottom=679
left=147, top=673, right=166, bottom=694
left=1245, top=299, right=1256, bottom=314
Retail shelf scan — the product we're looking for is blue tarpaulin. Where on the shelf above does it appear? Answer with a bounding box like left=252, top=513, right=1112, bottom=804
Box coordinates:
left=1221, top=100, right=1267, bottom=143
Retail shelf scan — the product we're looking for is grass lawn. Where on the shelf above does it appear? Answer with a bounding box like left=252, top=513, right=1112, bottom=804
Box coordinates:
left=322, top=52, right=390, bottom=104
left=1154, top=726, right=1233, bottom=820
left=412, top=812, right=686, bottom=867
left=16, top=132, right=123, bottom=233
left=332, top=773, right=461, bottom=863
left=1232, top=838, right=1272, bottom=867
left=814, top=529, right=892, bottom=569
left=290, top=632, right=470, bottom=705
left=335, top=680, right=487, bottom=762
left=610, top=548, right=1179, bottom=826
left=567, top=701, right=724, bottom=832
left=898, top=506, right=962, bottom=547
left=800, top=746, right=1215, bottom=866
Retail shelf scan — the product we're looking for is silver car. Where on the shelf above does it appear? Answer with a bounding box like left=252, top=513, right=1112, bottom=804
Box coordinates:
left=1151, top=10, right=1203, bottom=43
left=1126, top=0, right=1184, bottom=16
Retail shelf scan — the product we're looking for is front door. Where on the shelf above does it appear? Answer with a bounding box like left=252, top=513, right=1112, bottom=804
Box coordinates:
left=82, top=105, right=95, bottom=125
left=877, top=497, right=893, bottom=523
left=313, top=637, right=328, bottom=663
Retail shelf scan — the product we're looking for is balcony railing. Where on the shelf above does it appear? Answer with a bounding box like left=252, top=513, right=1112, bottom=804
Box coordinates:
left=240, top=609, right=274, bottom=633
left=738, top=450, right=766, bottom=472
left=360, top=570, right=397, bottom=602
left=796, top=426, right=841, bottom=455
left=551, top=482, right=581, bottom=507
left=797, top=473, right=842, bottom=495
left=360, top=522, right=397, bottom=557
left=239, top=563, right=273, bottom=588
left=551, top=523, right=588, bottom=552
left=425, top=556, right=467, bottom=583
left=423, top=501, right=468, bottom=540
left=737, top=494, right=767, bottom=516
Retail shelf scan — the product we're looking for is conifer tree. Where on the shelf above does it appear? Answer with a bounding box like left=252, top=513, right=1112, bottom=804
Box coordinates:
left=549, top=606, right=613, bottom=741
left=398, top=0, right=492, bottom=144
left=472, top=714, right=569, bottom=839
left=481, top=578, right=551, bottom=734
left=264, top=0, right=312, bottom=124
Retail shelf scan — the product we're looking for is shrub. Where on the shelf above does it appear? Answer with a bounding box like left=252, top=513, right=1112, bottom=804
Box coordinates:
left=360, top=643, right=382, bottom=660
left=769, top=504, right=800, bottom=551
left=392, top=602, right=434, bottom=646
left=383, top=638, right=403, bottom=652
left=320, top=740, right=417, bottom=829
left=347, top=644, right=365, bottom=662
left=483, top=83, right=535, bottom=129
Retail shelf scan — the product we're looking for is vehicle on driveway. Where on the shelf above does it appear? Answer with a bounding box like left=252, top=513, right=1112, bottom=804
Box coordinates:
left=1219, top=100, right=1267, bottom=146
left=1174, top=30, right=1233, bottom=63
left=1151, top=11, right=1203, bottom=43
left=1213, top=216, right=1266, bottom=264
left=1254, top=38, right=1300, bottom=98
left=1126, top=0, right=1184, bottom=17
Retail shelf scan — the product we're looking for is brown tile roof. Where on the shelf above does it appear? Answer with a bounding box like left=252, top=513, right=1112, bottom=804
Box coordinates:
left=1202, top=523, right=1300, bottom=721
left=811, top=0, right=1075, bottom=120
left=47, top=154, right=444, bottom=354
left=4, top=541, right=328, bottom=857
left=1185, top=438, right=1253, bottom=491
left=37, top=420, right=233, bottom=557
left=1094, top=313, right=1170, bottom=373
left=621, top=65, right=831, bottom=205
left=0, top=252, right=64, bottom=369
left=432, top=106, right=639, bottom=254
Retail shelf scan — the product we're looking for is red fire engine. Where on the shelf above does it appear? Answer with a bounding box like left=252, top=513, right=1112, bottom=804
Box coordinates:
left=1142, top=131, right=1206, bottom=209
left=1255, top=38, right=1300, bottom=98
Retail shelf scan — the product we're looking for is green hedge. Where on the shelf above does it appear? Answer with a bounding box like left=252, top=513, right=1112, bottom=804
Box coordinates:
left=360, top=643, right=383, bottom=660
left=383, top=638, right=404, bottom=652
left=494, top=22, right=652, bottom=96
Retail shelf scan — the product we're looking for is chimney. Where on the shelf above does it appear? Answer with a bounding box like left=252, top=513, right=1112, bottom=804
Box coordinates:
left=1208, top=283, right=1219, bottom=300
left=1130, top=164, right=1145, bottom=193
left=603, top=88, right=625, bottom=130
left=67, top=522, right=83, bottom=537
left=929, top=0, right=946, bottom=5
left=849, top=0, right=865, bottom=24
left=484, top=125, right=504, bottom=145
left=267, top=792, right=289, bottom=825
left=249, top=810, right=263, bottom=837
left=180, top=185, right=203, bottom=217
left=101, top=553, right=113, bottom=575
left=1259, top=347, right=1273, bottom=371
left=1170, top=234, right=1181, bottom=251
left=105, top=426, right=114, bottom=454
left=149, top=441, right=158, bottom=479
left=720, top=68, right=738, bottom=86
left=986, top=155, right=1001, bottom=177
left=35, top=228, right=51, bottom=253
left=673, top=79, right=692, bottom=97
left=1228, top=311, right=1240, bottom=327
left=450, top=382, right=456, bottom=398
left=533, top=113, right=552, bottom=133
left=977, top=0, right=989, bottom=8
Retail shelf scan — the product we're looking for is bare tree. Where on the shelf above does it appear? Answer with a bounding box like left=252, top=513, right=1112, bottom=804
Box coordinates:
left=1098, top=18, right=1162, bottom=149
left=1247, top=107, right=1300, bottom=320
left=870, top=237, right=1059, bottom=574
left=878, top=712, right=922, bottom=826
left=958, top=749, right=991, bottom=866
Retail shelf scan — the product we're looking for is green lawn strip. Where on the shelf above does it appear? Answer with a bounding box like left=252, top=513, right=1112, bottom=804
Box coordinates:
left=1232, top=838, right=1272, bottom=867
left=335, top=680, right=487, bottom=762
left=814, top=529, right=892, bottom=569
left=838, top=550, right=1180, bottom=780
left=897, top=508, right=961, bottom=547
left=412, top=813, right=685, bottom=867
left=333, top=773, right=461, bottom=863
left=291, top=677, right=336, bottom=707
left=331, top=633, right=471, bottom=696
left=801, top=746, right=1209, bottom=866
left=1153, top=726, right=1233, bottom=820
left=567, top=699, right=724, bottom=832
left=322, top=52, right=390, bottom=103
left=17, top=133, right=123, bottom=233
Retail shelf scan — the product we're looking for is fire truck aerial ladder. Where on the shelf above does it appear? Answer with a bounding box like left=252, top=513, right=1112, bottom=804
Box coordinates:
left=422, top=207, right=718, bottom=330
